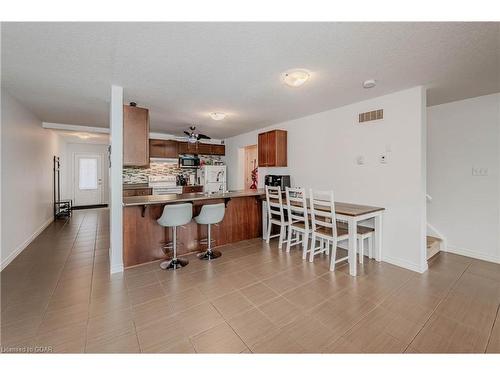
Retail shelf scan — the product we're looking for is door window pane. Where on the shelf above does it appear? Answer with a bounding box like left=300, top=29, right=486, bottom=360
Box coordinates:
left=79, top=158, right=98, bottom=190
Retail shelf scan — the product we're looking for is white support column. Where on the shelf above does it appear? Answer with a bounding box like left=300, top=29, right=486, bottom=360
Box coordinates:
left=109, top=85, right=124, bottom=274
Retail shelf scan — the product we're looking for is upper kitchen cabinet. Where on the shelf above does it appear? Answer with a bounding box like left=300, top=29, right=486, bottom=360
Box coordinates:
left=149, top=139, right=179, bottom=158
left=177, top=141, right=225, bottom=156
left=178, top=141, right=199, bottom=155
left=123, top=104, right=149, bottom=166
left=210, top=144, right=226, bottom=156
left=258, top=129, right=287, bottom=167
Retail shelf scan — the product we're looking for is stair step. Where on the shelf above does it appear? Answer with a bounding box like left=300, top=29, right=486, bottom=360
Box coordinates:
left=426, top=235, right=441, bottom=260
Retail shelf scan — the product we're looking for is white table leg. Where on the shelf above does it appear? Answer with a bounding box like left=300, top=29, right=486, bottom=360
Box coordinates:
left=374, top=213, right=383, bottom=262
left=348, top=218, right=357, bottom=276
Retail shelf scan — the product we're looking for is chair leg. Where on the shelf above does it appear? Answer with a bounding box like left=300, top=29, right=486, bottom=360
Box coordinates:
left=368, top=235, right=373, bottom=259
left=286, top=226, right=292, bottom=253
left=266, top=219, right=272, bottom=243
left=329, top=240, right=337, bottom=271
left=309, top=234, right=316, bottom=262
left=325, top=239, right=330, bottom=256
left=359, top=237, right=364, bottom=264
left=278, top=225, right=284, bottom=249
left=302, top=232, right=308, bottom=260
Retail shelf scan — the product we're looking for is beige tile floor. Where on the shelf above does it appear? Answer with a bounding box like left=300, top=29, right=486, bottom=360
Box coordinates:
left=1, top=208, right=499, bottom=353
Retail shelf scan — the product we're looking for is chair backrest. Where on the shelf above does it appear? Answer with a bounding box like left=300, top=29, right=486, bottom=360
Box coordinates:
left=196, top=203, right=226, bottom=225
left=265, top=185, right=285, bottom=223
left=157, top=203, right=193, bottom=227
left=309, top=189, right=337, bottom=238
left=285, top=187, right=308, bottom=230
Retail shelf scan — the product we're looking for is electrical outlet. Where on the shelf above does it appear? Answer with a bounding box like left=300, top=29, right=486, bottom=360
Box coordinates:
left=379, top=154, right=388, bottom=164
left=356, top=156, right=365, bottom=165
left=472, top=167, right=488, bottom=176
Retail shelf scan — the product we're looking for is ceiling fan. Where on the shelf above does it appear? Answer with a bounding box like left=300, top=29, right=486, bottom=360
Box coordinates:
left=183, top=126, right=211, bottom=144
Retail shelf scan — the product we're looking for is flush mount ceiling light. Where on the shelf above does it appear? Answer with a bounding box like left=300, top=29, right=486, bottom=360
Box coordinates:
left=209, top=112, right=227, bottom=121
left=281, top=69, right=311, bottom=88
left=363, top=79, right=377, bottom=89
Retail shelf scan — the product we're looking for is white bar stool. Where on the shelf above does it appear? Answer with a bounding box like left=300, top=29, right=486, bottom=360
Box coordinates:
left=195, top=203, right=225, bottom=260
left=157, top=203, right=193, bottom=270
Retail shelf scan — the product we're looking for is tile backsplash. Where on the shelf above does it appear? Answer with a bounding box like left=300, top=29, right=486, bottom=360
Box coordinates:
left=123, top=161, right=185, bottom=184
left=123, top=156, right=222, bottom=184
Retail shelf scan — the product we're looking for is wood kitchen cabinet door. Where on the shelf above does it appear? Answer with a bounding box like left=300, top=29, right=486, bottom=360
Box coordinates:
left=149, top=139, right=166, bottom=158
left=258, top=132, right=268, bottom=166
left=258, top=130, right=287, bottom=167
left=178, top=141, right=199, bottom=154
left=211, top=144, right=226, bottom=156
left=196, top=143, right=212, bottom=155
left=150, top=139, right=179, bottom=158
left=123, top=105, right=149, bottom=166
left=163, top=140, right=179, bottom=158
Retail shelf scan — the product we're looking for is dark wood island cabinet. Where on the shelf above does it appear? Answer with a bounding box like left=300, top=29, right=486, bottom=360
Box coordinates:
left=122, top=191, right=263, bottom=267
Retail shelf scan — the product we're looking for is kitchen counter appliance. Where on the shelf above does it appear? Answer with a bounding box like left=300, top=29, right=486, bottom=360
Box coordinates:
left=179, top=155, right=200, bottom=168
left=264, top=175, right=291, bottom=190
left=148, top=175, right=182, bottom=195
left=197, top=165, right=226, bottom=193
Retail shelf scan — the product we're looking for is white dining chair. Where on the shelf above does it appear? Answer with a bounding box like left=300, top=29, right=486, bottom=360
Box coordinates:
left=285, top=187, right=311, bottom=259
left=265, top=185, right=288, bottom=249
left=308, top=189, right=350, bottom=269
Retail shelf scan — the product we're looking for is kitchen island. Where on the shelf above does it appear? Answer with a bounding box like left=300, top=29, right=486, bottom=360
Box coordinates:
left=122, top=189, right=265, bottom=267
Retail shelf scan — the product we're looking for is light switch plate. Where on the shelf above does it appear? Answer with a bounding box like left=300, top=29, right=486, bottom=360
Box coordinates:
left=356, top=156, right=365, bottom=165
left=472, top=167, right=488, bottom=176
left=379, top=154, right=388, bottom=164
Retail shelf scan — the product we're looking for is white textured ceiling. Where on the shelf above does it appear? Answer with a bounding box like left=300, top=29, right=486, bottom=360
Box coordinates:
left=2, top=22, right=499, bottom=138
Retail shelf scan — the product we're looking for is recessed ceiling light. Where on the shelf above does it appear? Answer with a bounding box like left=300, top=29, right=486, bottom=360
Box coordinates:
left=281, top=69, right=311, bottom=88
left=209, top=112, right=227, bottom=121
left=363, top=79, right=377, bottom=89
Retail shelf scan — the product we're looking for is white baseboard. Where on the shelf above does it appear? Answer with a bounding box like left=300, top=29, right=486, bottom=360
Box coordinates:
left=382, top=255, right=427, bottom=274
left=0, top=216, right=53, bottom=271
left=110, top=263, right=124, bottom=274
left=337, top=241, right=427, bottom=274
left=109, top=247, right=124, bottom=274
left=446, top=245, right=500, bottom=264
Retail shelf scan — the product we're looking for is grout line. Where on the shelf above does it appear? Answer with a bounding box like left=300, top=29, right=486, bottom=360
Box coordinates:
left=485, top=302, right=500, bottom=353
left=83, top=211, right=98, bottom=353
left=402, top=256, right=473, bottom=353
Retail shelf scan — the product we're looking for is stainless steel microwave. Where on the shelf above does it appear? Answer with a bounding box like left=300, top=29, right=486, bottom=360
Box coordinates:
left=179, top=156, right=200, bottom=168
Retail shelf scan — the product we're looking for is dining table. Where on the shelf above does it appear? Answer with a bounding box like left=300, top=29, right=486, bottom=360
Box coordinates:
left=262, top=199, right=385, bottom=277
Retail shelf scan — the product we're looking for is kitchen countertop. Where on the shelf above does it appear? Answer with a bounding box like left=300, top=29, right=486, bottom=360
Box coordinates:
left=123, top=189, right=265, bottom=206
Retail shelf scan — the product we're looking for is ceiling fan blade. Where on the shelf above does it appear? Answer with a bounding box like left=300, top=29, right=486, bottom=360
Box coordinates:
left=197, top=134, right=211, bottom=140
left=183, top=131, right=191, bottom=136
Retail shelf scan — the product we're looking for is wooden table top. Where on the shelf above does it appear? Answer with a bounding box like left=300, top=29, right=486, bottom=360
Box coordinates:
left=266, top=197, right=384, bottom=217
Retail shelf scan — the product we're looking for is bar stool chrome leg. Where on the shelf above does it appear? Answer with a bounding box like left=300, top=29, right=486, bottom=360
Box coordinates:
left=160, top=226, right=189, bottom=269
left=197, top=223, right=222, bottom=260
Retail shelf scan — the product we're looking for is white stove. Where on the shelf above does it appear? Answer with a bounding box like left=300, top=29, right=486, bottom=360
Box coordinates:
left=148, top=175, right=182, bottom=195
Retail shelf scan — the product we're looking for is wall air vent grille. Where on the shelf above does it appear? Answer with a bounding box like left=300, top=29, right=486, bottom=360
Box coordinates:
left=359, top=109, right=383, bottom=123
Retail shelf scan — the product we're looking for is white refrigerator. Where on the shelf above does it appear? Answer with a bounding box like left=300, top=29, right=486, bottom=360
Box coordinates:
left=198, top=165, right=227, bottom=193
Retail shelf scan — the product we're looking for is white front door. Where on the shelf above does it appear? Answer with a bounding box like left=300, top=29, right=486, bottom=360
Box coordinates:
left=74, top=153, right=103, bottom=206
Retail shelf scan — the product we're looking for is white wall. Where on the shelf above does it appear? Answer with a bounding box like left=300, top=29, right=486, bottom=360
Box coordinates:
left=1, top=89, right=60, bottom=269
left=224, top=87, right=428, bottom=272
left=427, top=93, right=500, bottom=263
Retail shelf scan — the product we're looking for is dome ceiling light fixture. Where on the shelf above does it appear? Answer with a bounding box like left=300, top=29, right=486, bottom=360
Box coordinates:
left=281, top=69, right=311, bottom=88
left=209, top=112, right=227, bottom=121
left=363, top=79, right=377, bottom=89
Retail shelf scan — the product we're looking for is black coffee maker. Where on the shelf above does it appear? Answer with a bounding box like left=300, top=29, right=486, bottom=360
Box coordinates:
left=264, top=175, right=291, bottom=190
